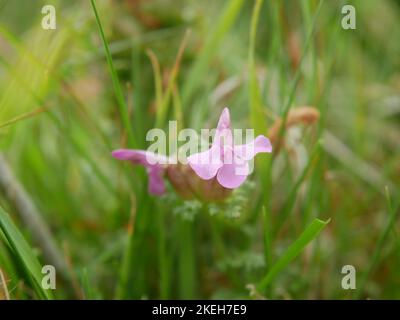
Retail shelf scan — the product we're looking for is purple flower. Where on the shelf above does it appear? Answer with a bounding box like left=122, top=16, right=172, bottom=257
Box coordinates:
left=187, top=108, right=272, bottom=189
left=112, top=107, right=272, bottom=199
left=112, top=149, right=169, bottom=195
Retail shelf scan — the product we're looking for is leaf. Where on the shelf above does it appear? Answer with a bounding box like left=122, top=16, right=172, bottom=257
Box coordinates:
left=0, top=206, right=52, bottom=299
left=258, top=218, right=330, bottom=291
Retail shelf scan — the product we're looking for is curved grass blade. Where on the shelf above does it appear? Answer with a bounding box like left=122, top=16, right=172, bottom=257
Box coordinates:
left=274, top=0, right=324, bottom=153
left=356, top=187, right=399, bottom=298
left=273, top=140, right=322, bottom=235
left=90, top=0, right=136, bottom=147
left=155, top=30, right=190, bottom=128
left=258, top=218, right=330, bottom=292
left=0, top=206, right=53, bottom=299
left=249, top=0, right=267, bottom=136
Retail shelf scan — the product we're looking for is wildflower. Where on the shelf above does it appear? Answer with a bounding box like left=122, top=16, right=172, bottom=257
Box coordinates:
left=187, top=108, right=272, bottom=189
left=111, top=149, right=232, bottom=201
left=112, top=107, right=273, bottom=201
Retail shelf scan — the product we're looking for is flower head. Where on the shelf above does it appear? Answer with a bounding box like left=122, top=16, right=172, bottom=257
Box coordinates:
left=187, top=108, right=272, bottom=189
left=112, top=107, right=272, bottom=201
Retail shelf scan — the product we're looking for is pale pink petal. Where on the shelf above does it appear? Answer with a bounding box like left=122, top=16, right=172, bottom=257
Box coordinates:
left=187, top=144, right=223, bottom=180
left=214, top=107, right=233, bottom=148
left=233, top=135, right=272, bottom=161
left=216, top=107, right=231, bottom=131
left=216, top=157, right=249, bottom=189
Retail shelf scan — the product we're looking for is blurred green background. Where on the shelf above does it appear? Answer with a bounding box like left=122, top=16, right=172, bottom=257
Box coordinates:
left=0, top=0, right=399, bottom=299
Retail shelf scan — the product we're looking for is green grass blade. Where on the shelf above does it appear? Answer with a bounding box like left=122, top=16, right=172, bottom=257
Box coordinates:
left=249, top=0, right=267, bottom=136
left=157, top=205, right=169, bottom=299
left=155, top=30, right=189, bottom=128
left=258, top=218, right=330, bottom=292
left=274, top=0, right=324, bottom=148
left=262, top=206, right=273, bottom=272
left=80, top=268, right=95, bottom=300
left=146, top=49, right=163, bottom=115
left=178, top=219, right=196, bottom=299
left=90, top=0, right=136, bottom=147
left=115, top=202, right=137, bottom=299
left=181, top=0, right=245, bottom=107
left=0, top=206, right=53, bottom=299
left=248, top=0, right=272, bottom=219
left=273, top=141, right=322, bottom=235
left=356, top=187, right=399, bottom=298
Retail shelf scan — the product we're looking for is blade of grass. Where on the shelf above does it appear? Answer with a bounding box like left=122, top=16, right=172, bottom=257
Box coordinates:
left=262, top=205, right=273, bottom=298
left=248, top=0, right=275, bottom=224
left=273, top=140, right=322, bottom=235
left=172, top=84, right=184, bottom=130
left=115, top=197, right=136, bottom=299
left=157, top=204, right=169, bottom=299
left=116, top=190, right=152, bottom=299
left=146, top=49, right=163, bottom=114
left=130, top=43, right=146, bottom=145
left=0, top=206, right=53, bottom=299
left=178, top=218, right=196, bottom=299
left=90, top=0, right=136, bottom=147
left=80, top=268, right=95, bottom=300
left=356, top=187, right=399, bottom=298
left=249, top=0, right=267, bottom=136
left=0, top=154, right=69, bottom=280
left=263, top=206, right=273, bottom=270
left=181, top=0, right=245, bottom=107
left=0, top=268, right=10, bottom=300
left=0, top=107, right=47, bottom=129
left=258, top=218, right=330, bottom=292
left=155, top=29, right=190, bottom=128
left=274, top=0, right=324, bottom=153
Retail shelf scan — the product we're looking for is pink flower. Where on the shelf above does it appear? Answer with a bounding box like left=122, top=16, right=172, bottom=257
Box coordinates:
left=187, top=108, right=272, bottom=189
left=111, top=149, right=232, bottom=201
left=112, top=149, right=169, bottom=195
left=112, top=107, right=272, bottom=199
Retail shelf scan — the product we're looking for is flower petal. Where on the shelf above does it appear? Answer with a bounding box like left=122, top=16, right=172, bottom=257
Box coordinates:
left=216, top=150, right=249, bottom=189
left=112, top=149, right=168, bottom=196
left=112, top=149, right=169, bottom=166
left=216, top=107, right=231, bottom=131
left=147, top=167, right=167, bottom=195
left=233, top=135, right=272, bottom=161
left=214, top=107, right=233, bottom=148
left=187, top=144, right=223, bottom=180
left=216, top=161, right=249, bottom=189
